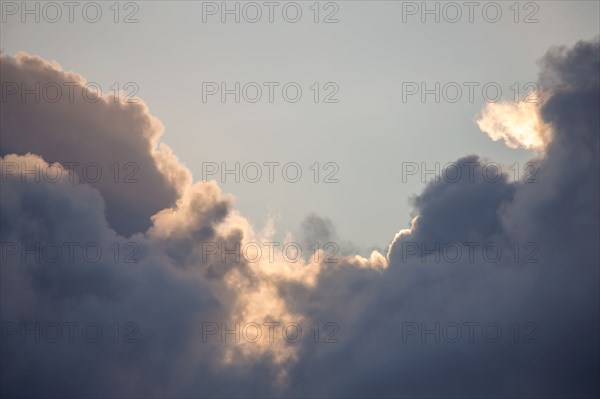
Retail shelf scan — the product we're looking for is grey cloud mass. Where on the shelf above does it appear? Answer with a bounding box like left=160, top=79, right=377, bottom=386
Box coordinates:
left=0, top=53, right=190, bottom=236
left=1, top=39, right=598, bottom=398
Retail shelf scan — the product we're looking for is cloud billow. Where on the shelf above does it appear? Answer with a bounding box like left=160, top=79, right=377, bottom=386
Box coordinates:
left=1, top=39, right=598, bottom=397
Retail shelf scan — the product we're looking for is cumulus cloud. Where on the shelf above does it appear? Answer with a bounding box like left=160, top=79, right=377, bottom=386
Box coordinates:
left=0, top=52, right=191, bottom=236
left=1, top=38, right=598, bottom=398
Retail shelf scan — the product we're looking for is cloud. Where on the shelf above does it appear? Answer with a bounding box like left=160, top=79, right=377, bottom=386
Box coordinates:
left=286, top=38, right=599, bottom=397
left=476, top=100, right=553, bottom=152
left=1, top=38, right=598, bottom=397
left=0, top=52, right=191, bottom=236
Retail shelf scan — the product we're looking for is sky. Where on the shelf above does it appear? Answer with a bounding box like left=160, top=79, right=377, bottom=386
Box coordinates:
left=1, top=1, right=599, bottom=398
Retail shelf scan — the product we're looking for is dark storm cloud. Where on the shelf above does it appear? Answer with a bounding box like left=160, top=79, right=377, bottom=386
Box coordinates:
left=0, top=154, right=276, bottom=397
left=387, top=155, right=516, bottom=265
left=0, top=53, right=190, bottom=236
left=538, top=37, right=600, bottom=91
left=1, top=38, right=598, bottom=398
